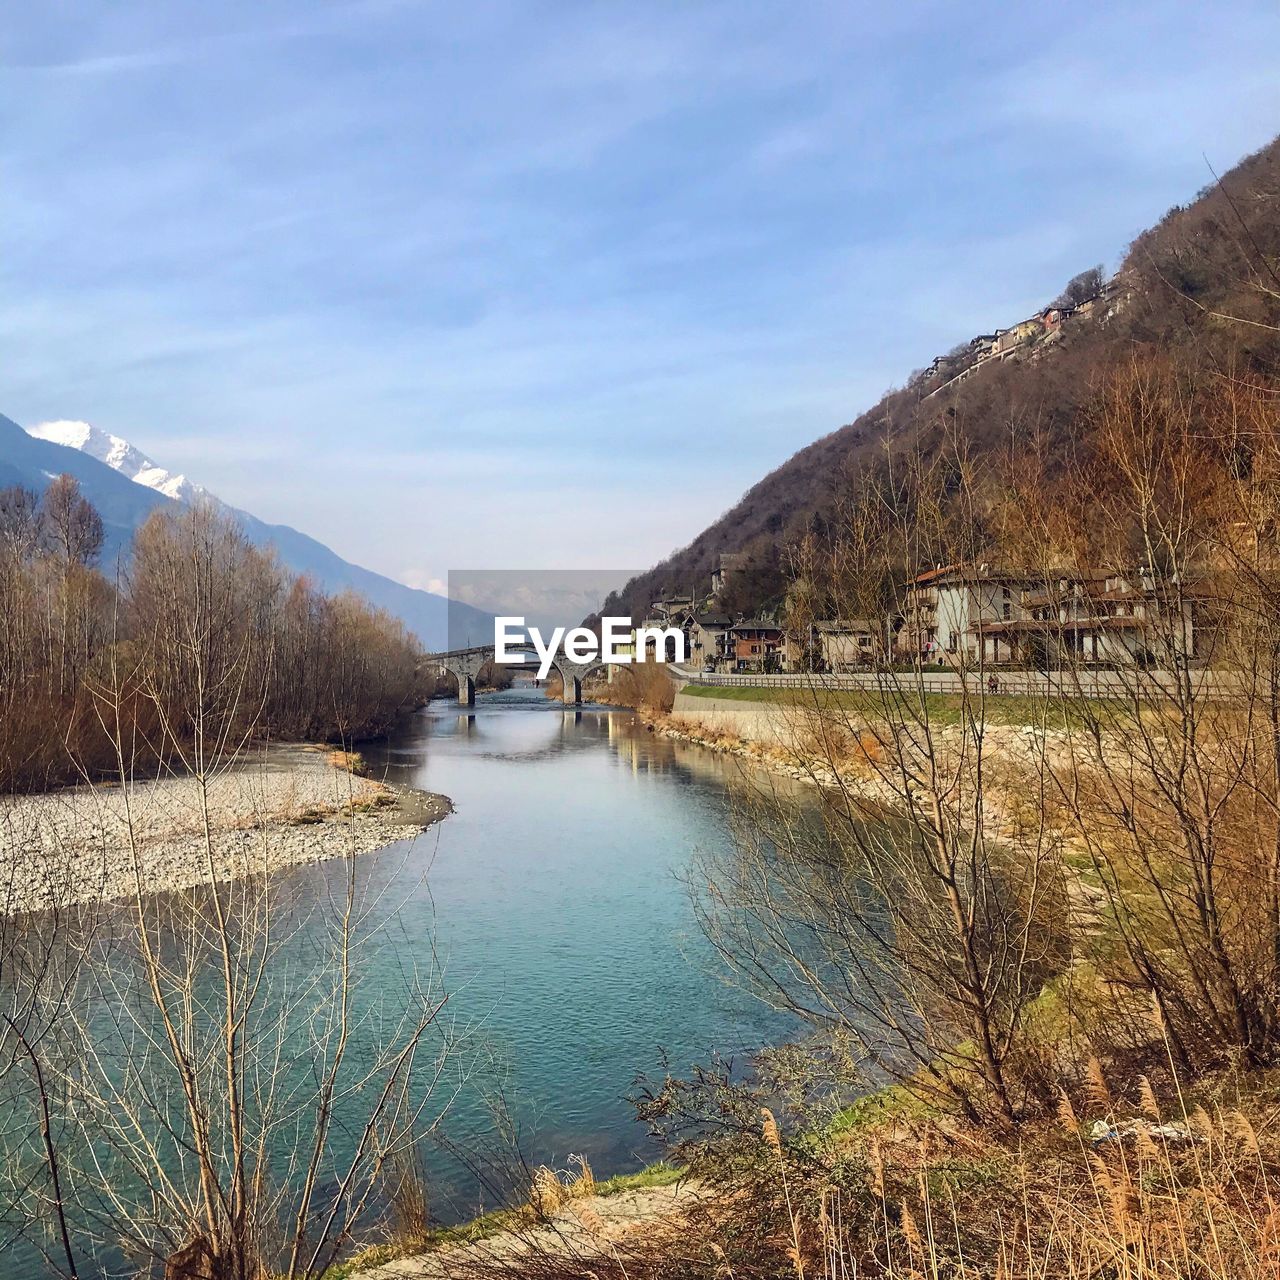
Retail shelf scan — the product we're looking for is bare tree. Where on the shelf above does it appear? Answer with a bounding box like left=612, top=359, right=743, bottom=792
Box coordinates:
left=0, top=499, right=452, bottom=1276
left=1055, top=264, right=1106, bottom=308
left=40, top=476, right=104, bottom=568
left=0, top=486, right=42, bottom=566
left=1022, top=356, right=1280, bottom=1068
left=47, top=520, right=457, bottom=1279
left=695, top=434, right=1070, bottom=1123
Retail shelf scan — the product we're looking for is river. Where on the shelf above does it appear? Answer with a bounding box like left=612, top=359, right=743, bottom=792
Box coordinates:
left=348, top=682, right=799, bottom=1219
left=2, top=683, right=801, bottom=1279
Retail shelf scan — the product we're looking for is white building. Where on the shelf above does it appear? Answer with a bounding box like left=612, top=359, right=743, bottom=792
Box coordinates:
left=974, top=568, right=1206, bottom=667
left=899, top=565, right=1034, bottom=665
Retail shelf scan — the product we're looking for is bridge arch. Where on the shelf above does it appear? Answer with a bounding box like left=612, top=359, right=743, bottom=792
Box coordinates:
left=551, top=657, right=607, bottom=705
left=436, top=650, right=487, bottom=706
left=428, top=645, right=611, bottom=706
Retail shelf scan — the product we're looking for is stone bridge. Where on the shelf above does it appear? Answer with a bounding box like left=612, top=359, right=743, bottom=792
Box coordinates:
left=427, top=644, right=606, bottom=705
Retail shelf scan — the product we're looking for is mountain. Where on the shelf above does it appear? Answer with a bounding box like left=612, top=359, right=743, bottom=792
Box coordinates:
left=0, top=412, right=173, bottom=565
left=611, top=135, right=1280, bottom=621
left=26, top=420, right=206, bottom=503
left=0, top=413, right=490, bottom=649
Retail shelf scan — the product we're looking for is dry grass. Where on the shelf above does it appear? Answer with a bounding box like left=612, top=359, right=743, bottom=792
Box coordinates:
left=331, top=1064, right=1280, bottom=1280
left=530, top=1154, right=597, bottom=1221
left=326, top=749, right=368, bottom=775
left=752, top=1062, right=1280, bottom=1280
left=608, top=663, right=676, bottom=715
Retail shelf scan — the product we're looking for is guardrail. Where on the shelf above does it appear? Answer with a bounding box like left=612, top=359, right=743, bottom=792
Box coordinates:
left=677, top=668, right=1237, bottom=700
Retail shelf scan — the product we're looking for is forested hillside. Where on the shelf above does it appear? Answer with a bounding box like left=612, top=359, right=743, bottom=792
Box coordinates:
left=0, top=485, right=428, bottom=791
left=608, top=136, right=1280, bottom=619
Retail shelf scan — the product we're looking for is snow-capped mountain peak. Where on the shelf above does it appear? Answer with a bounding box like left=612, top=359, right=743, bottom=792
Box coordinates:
left=4, top=409, right=491, bottom=646
left=24, top=420, right=209, bottom=505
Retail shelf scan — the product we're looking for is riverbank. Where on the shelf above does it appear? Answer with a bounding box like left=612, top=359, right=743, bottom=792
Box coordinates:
left=342, top=1165, right=703, bottom=1279
left=656, top=686, right=1106, bottom=920
left=660, top=686, right=1039, bottom=814
left=0, top=743, right=451, bottom=915
left=622, top=686, right=1280, bottom=1278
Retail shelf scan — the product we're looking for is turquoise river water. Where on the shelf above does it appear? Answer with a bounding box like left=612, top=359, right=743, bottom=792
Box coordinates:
left=6, top=684, right=802, bottom=1278
left=351, top=684, right=798, bottom=1217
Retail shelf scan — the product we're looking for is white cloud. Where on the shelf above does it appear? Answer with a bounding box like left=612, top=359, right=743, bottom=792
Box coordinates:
left=4, top=0, right=1279, bottom=587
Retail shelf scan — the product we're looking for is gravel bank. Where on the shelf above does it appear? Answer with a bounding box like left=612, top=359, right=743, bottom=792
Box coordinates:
left=0, top=744, right=451, bottom=915
left=365, top=1181, right=706, bottom=1278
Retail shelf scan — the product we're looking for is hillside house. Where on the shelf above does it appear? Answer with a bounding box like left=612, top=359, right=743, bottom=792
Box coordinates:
left=993, top=318, right=1040, bottom=357
left=920, top=273, right=1123, bottom=402
left=899, top=564, right=1035, bottom=664
left=730, top=621, right=783, bottom=673
left=1038, top=303, right=1074, bottom=330
left=648, top=596, right=693, bottom=623
left=711, top=553, right=746, bottom=599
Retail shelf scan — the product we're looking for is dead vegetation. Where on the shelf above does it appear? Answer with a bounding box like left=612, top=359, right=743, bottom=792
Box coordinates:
left=591, top=342, right=1280, bottom=1275
left=0, top=497, right=428, bottom=793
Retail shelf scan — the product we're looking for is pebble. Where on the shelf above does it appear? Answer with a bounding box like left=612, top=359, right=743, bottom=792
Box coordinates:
left=0, top=746, right=452, bottom=916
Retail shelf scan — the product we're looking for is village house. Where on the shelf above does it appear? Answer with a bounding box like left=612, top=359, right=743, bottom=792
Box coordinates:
left=632, top=596, right=737, bottom=669
left=816, top=619, right=883, bottom=670
left=684, top=612, right=733, bottom=670
left=729, top=621, right=784, bottom=673
left=981, top=569, right=1207, bottom=668
left=606, top=626, right=637, bottom=682
left=780, top=624, right=829, bottom=673
left=636, top=597, right=692, bottom=661
left=898, top=564, right=1036, bottom=665
left=898, top=570, right=939, bottom=657
left=971, top=576, right=1104, bottom=667
left=780, top=629, right=811, bottom=673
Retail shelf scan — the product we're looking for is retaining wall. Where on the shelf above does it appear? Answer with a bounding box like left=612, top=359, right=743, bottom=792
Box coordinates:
left=670, top=691, right=802, bottom=745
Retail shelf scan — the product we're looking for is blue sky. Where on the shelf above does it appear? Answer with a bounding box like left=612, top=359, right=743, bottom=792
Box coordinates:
left=3, top=2, right=1279, bottom=593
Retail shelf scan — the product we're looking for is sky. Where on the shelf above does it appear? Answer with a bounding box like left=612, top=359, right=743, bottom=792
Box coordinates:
left=3, top=1, right=1280, bottom=596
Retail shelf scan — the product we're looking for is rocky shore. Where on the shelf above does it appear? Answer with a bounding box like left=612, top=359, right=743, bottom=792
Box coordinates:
left=653, top=704, right=1106, bottom=921
left=363, top=1179, right=705, bottom=1278
left=0, top=744, right=451, bottom=915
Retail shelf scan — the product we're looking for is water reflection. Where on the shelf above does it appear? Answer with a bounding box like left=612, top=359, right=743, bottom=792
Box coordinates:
left=1, top=683, right=800, bottom=1277
left=348, top=685, right=800, bottom=1212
